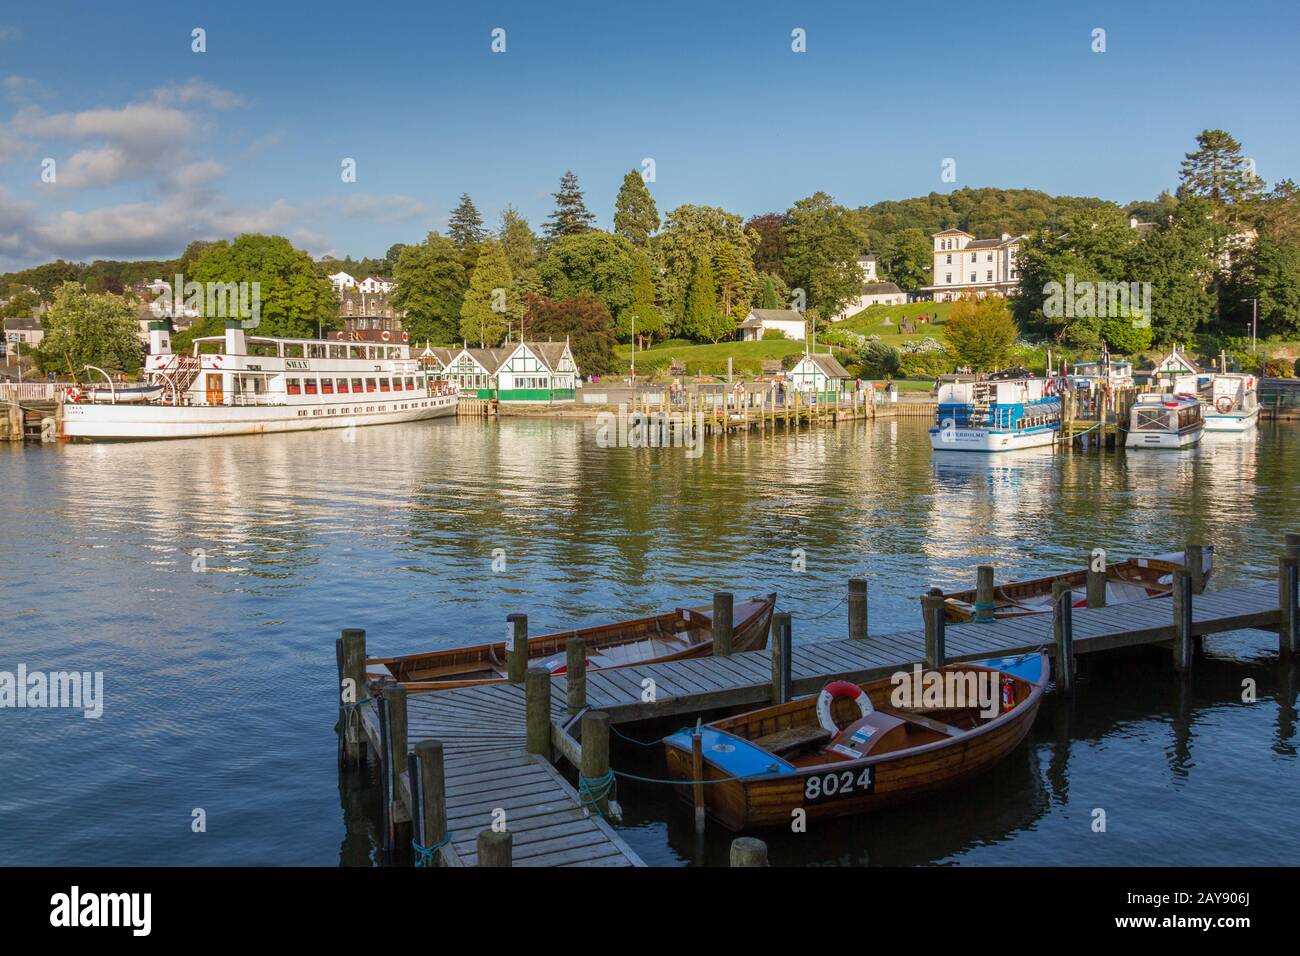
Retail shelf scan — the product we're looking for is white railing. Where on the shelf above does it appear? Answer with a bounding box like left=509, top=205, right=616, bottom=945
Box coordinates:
left=0, top=382, right=71, bottom=401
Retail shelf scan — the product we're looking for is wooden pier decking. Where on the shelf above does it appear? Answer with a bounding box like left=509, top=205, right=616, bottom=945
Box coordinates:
left=338, top=538, right=1299, bottom=867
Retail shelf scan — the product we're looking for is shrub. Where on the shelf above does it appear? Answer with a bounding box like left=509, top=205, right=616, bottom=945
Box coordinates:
left=857, top=340, right=901, bottom=378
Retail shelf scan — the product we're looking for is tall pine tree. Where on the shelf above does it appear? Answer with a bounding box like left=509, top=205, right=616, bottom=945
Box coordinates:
left=613, top=169, right=659, bottom=249
left=448, top=194, right=486, bottom=251
left=544, top=170, right=595, bottom=241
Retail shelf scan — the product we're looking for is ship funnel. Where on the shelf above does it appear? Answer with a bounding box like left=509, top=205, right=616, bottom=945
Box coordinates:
left=224, top=319, right=247, bottom=356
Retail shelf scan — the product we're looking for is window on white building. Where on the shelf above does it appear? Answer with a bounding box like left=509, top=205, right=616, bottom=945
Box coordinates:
left=945, top=254, right=952, bottom=264
left=945, top=272, right=952, bottom=283
left=986, top=271, right=993, bottom=281
left=970, top=273, right=976, bottom=282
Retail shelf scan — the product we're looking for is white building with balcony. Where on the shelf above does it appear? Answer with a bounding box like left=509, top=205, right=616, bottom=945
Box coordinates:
left=921, top=229, right=1024, bottom=302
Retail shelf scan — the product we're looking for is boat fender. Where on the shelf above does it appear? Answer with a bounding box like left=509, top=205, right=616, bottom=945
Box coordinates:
left=816, top=681, right=872, bottom=737
left=1215, top=395, right=1234, bottom=414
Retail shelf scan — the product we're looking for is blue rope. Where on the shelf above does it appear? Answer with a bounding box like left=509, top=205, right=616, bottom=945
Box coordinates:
left=973, top=602, right=996, bottom=623
left=578, top=771, right=616, bottom=814
left=413, top=831, right=451, bottom=867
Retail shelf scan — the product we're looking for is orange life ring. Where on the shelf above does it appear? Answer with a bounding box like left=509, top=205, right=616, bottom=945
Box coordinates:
left=381, top=331, right=391, bottom=342
left=1215, top=395, right=1234, bottom=414
left=816, top=680, right=873, bottom=736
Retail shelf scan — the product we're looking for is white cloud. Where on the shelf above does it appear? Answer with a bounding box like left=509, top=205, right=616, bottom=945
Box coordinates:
left=337, top=193, right=428, bottom=224
left=0, top=26, right=19, bottom=43
left=2, top=75, right=50, bottom=104
left=12, top=102, right=192, bottom=188
left=167, top=159, right=227, bottom=190
left=151, top=79, right=246, bottom=111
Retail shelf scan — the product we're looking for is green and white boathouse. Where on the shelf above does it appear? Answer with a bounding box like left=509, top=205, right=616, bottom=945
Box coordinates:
left=496, top=341, right=579, bottom=404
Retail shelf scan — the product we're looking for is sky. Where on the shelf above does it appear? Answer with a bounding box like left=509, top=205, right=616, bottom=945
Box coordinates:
left=0, top=0, right=1297, bottom=271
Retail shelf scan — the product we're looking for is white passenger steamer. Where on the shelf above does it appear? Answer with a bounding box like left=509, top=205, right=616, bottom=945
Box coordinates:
left=61, top=319, right=457, bottom=441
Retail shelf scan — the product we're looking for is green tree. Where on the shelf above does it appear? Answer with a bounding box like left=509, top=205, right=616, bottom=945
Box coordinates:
left=616, top=253, right=665, bottom=346
left=499, top=205, right=540, bottom=275
left=683, top=255, right=731, bottom=343
left=655, top=204, right=757, bottom=335
left=1178, top=129, right=1265, bottom=213
left=460, top=240, right=513, bottom=347
left=881, top=227, right=931, bottom=291
left=544, top=170, right=595, bottom=241
left=1236, top=237, right=1300, bottom=338
left=783, top=192, right=866, bottom=318
left=857, top=340, right=901, bottom=378
left=755, top=272, right=784, bottom=310
left=188, top=234, right=335, bottom=338
left=944, top=295, right=1019, bottom=371
left=745, top=213, right=788, bottom=279
left=613, top=169, right=659, bottom=249
left=448, top=194, right=486, bottom=252
left=1, top=285, right=41, bottom=318
left=392, top=233, right=467, bottom=345
left=538, top=230, right=643, bottom=318
left=41, top=282, right=142, bottom=374
left=525, top=293, right=619, bottom=376
left=1129, top=196, right=1217, bottom=344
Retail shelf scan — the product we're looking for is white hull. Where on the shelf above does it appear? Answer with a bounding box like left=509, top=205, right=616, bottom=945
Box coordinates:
left=62, top=393, right=458, bottom=440
left=928, top=426, right=1059, bottom=452
left=1202, top=406, right=1259, bottom=431
left=1125, top=424, right=1204, bottom=449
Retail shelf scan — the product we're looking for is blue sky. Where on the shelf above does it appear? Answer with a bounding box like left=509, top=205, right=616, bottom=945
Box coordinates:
left=1, top=0, right=1297, bottom=270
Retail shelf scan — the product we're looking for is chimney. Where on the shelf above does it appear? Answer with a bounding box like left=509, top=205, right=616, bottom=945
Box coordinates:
left=223, top=318, right=247, bottom=356
left=148, top=318, right=173, bottom=356
left=1000, top=232, right=1011, bottom=241
left=1130, top=216, right=1138, bottom=228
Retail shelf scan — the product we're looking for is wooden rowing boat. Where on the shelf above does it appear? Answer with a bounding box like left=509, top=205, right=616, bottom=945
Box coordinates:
left=367, top=593, right=776, bottom=693
left=937, top=548, right=1214, bottom=622
left=663, top=653, right=1047, bottom=830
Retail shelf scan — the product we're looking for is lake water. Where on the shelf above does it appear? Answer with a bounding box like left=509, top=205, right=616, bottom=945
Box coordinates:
left=2, top=416, right=1297, bottom=865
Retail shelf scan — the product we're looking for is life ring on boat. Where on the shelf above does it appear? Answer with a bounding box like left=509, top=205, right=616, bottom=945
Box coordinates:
left=1043, top=378, right=1056, bottom=396
left=381, top=331, right=391, bottom=342
left=816, top=681, right=873, bottom=736
left=66, top=387, right=81, bottom=404
left=1215, top=395, right=1235, bottom=414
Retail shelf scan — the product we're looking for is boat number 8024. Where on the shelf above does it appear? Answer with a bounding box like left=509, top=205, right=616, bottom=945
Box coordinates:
left=803, top=767, right=873, bottom=803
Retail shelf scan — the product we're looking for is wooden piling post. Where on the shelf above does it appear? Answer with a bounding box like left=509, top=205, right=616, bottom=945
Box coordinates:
left=848, top=577, right=868, bottom=640
left=1280, top=533, right=1300, bottom=657
left=579, top=710, right=613, bottom=818
left=525, top=666, right=552, bottom=757
left=477, top=829, right=512, bottom=867
left=506, top=613, right=528, bottom=683
left=691, top=718, right=706, bottom=833
left=1052, top=578, right=1074, bottom=693
left=337, top=627, right=368, bottom=767
left=922, top=589, right=945, bottom=669
left=381, top=682, right=411, bottom=855
left=565, top=637, right=587, bottom=716
left=1172, top=569, right=1194, bottom=671
left=712, top=591, right=734, bottom=656
left=1185, top=543, right=1207, bottom=595
left=411, top=740, right=448, bottom=867
left=974, top=566, right=995, bottom=623
left=1086, top=552, right=1107, bottom=608
left=771, top=611, right=792, bottom=704
left=730, top=837, right=769, bottom=866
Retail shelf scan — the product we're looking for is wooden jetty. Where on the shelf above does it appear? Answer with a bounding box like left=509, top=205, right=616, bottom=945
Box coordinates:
left=335, top=534, right=1299, bottom=867
left=0, top=382, right=62, bottom=442
left=456, top=395, right=498, bottom=417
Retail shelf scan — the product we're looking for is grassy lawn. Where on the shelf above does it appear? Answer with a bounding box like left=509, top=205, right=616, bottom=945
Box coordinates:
left=615, top=338, right=820, bottom=377
left=835, top=301, right=954, bottom=344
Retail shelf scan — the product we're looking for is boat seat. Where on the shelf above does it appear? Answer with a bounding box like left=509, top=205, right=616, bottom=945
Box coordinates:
left=752, top=724, right=832, bottom=759
left=878, top=706, right=965, bottom=737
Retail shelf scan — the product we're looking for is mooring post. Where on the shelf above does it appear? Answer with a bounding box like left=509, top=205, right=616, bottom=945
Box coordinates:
left=506, top=613, right=528, bottom=683
left=525, top=666, right=552, bottom=758
left=1052, top=578, right=1074, bottom=694
left=730, top=837, right=769, bottom=866
left=1279, top=533, right=1300, bottom=657
left=922, top=588, right=945, bottom=669
left=1172, top=569, right=1194, bottom=671
left=477, top=829, right=512, bottom=867
left=975, top=566, right=995, bottom=623
left=1181, top=544, right=1205, bottom=596
left=771, top=611, right=792, bottom=704
left=565, top=636, right=587, bottom=716
left=411, top=740, right=448, bottom=867
left=580, top=710, right=614, bottom=819
left=381, top=682, right=411, bottom=859
left=848, top=577, right=868, bottom=640
left=338, top=628, right=368, bottom=767
left=691, top=718, right=706, bottom=833
left=712, top=591, right=734, bottom=656
left=1086, top=553, right=1107, bottom=608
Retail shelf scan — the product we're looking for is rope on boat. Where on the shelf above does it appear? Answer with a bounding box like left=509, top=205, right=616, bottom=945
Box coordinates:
left=610, top=724, right=674, bottom=747
left=578, top=770, right=617, bottom=814
left=973, top=601, right=996, bottom=622
left=334, top=695, right=371, bottom=739
left=806, top=591, right=849, bottom=619
left=612, top=768, right=755, bottom=786
left=413, top=831, right=452, bottom=867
